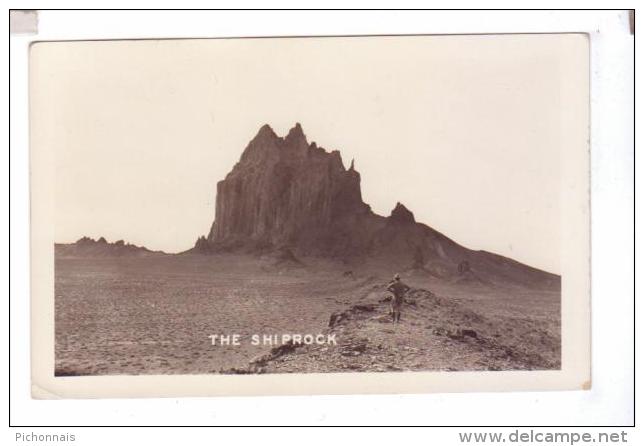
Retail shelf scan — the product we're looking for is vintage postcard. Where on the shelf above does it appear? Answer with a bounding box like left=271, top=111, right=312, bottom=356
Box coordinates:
left=30, top=34, right=590, bottom=398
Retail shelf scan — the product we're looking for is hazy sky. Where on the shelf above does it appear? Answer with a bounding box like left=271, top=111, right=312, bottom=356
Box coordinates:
left=31, top=34, right=588, bottom=274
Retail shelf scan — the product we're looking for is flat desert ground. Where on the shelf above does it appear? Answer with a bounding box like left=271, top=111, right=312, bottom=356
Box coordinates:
left=54, top=254, right=560, bottom=376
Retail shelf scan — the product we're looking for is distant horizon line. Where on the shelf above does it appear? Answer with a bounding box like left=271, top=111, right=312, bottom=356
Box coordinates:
left=53, top=234, right=561, bottom=277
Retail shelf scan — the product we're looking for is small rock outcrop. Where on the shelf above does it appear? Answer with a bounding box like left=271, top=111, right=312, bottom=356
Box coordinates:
left=457, top=260, right=471, bottom=274
left=55, top=237, right=163, bottom=258
left=389, top=202, right=415, bottom=224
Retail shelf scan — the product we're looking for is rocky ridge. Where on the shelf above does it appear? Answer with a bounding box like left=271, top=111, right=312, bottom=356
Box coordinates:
left=222, top=281, right=560, bottom=374
left=55, top=236, right=164, bottom=258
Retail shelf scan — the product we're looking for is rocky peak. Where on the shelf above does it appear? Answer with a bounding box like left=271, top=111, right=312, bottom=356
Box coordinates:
left=58, top=236, right=162, bottom=257
left=248, top=124, right=280, bottom=150
left=285, top=122, right=306, bottom=142
left=238, top=125, right=280, bottom=166
left=283, top=122, right=310, bottom=156
left=207, top=123, right=370, bottom=252
left=257, top=123, right=277, bottom=138
left=389, top=202, right=416, bottom=224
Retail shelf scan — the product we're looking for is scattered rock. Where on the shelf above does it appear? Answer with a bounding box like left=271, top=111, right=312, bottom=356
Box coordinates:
left=461, top=329, right=478, bottom=338
left=329, top=303, right=376, bottom=328
left=431, top=327, right=448, bottom=336
left=249, top=341, right=301, bottom=372
left=340, top=340, right=368, bottom=356
left=272, top=246, right=304, bottom=268
left=444, top=328, right=479, bottom=340
left=328, top=312, right=346, bottom=328
left=221, top=367, right=256, bottom=375
left=373, top=314, right=392, bottom=323
left=352, top=304, right=376, bottom=312
left=457, top=260, right=471, bottom=274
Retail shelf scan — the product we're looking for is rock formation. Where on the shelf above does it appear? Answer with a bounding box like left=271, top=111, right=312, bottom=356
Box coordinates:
left=205, top=123, right=372, bottom=257
left=194, top=123, right=559, bottom=288
left=55, top=236, right=163, bottom=258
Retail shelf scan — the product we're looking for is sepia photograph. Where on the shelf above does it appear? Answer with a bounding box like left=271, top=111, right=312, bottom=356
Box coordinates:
left=29, top=33, right=591, bottom=397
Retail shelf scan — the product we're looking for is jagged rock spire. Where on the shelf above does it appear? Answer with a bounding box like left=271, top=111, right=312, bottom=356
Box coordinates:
left=284, top=122, right=307, bottom=147
left=256, top=123, right=277, bottom=138
left=209, top=123, right=369, bottom=249
left=389, top=202, right=415, bottom=224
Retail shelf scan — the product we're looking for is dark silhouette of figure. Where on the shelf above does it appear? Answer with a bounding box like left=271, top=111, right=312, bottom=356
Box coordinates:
left=387, top=273, right=410, bottom=323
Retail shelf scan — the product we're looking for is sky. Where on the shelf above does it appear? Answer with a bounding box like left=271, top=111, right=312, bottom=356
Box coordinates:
left=30, top=34, right=588, bottom=274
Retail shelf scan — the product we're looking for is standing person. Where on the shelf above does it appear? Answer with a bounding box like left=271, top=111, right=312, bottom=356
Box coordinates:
left=387, top=273, right=410, bottom=323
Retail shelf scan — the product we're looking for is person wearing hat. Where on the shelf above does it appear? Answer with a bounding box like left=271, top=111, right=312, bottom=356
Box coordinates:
left=387, top=273, right=410, bottom=323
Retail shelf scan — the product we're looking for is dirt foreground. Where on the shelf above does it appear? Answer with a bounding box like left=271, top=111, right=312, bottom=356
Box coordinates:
left=55, top=254, right=560, bottom=376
